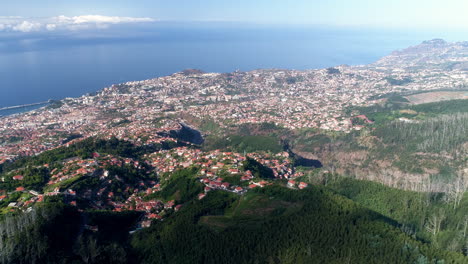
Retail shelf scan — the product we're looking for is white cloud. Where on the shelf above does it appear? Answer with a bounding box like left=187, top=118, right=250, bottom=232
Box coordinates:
left=63, top=15, right=154, bottom=24
left=46, top=24, right=57, bottom=31
left=12, top=21, right=42, bottom=32
left=0, top=15, right=156, bottom=33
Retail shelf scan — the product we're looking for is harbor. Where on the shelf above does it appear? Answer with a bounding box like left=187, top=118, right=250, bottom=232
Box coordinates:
left=0, top=101, right=49, bottom=117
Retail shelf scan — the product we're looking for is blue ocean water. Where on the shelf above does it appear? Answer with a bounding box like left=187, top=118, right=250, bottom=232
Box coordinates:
left=0, top=103, right=48, bottom=117
left=0, top=23, right=459, bottom=108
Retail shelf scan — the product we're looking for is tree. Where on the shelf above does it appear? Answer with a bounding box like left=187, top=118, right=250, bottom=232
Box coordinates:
left=74, top=235, right=100, bottom=264
left=425, top=209, right=446, bottom=237
left=445, top=176, right=467, bottom=209
left=462, top=215, right=468, bottom=238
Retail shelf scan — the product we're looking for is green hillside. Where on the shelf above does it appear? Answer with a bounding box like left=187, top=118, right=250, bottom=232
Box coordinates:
left=131, top=185, right=467, bottom=264
left=330, top=177, right=468, bottom=255
left=1, top=164, right=468, bottom=263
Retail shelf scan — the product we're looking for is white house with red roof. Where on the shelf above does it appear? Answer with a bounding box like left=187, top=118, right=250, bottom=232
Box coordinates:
left=234, top=187, right=243, bottom=193
left=12, top=175, right=24, bottom=180
left=298, top=182, right=309, bottom=189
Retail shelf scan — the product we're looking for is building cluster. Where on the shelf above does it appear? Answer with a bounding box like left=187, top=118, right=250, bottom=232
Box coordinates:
left=2, top=57, right=467, bottom=163
left=0, top=144, right=308, bottom=228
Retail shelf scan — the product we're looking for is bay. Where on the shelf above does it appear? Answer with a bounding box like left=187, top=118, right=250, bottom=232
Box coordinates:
left=0, top=23, right=455, bottom=108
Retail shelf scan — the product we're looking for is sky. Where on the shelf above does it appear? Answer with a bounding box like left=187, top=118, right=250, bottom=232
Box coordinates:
left=1, top=0, right=468, bottom=30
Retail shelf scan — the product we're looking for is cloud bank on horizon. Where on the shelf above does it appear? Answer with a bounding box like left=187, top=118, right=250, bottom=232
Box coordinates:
left=0, top=15, right=156, bottom=33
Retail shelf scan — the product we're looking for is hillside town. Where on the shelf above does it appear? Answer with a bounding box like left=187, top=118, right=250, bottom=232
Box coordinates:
left=0, top=66, right=468, bottom=163
left=0, top=40, right=467, bottom=220
left=0, top=142, right=308, bottom=227
left=1, top=41, right=467, bottom=165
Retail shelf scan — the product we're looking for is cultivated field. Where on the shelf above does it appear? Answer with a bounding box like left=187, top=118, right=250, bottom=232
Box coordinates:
left=405, top=91, right=468, bottom=104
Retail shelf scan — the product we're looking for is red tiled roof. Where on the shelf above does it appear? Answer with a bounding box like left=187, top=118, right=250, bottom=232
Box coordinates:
left=12, top=175, right=24, bottom=180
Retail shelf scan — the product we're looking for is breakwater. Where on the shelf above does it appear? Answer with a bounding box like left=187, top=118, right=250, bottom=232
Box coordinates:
left=0, top=101, right=49, bottom=111
left=0, top=101, right=49, bottom=117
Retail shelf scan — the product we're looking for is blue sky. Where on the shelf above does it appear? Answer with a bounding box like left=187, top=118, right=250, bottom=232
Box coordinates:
left=1, top=0, right=468, bottom=29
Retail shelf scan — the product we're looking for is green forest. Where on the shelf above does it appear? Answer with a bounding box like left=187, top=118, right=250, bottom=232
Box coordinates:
left=2, top=181, right=468, bottom=263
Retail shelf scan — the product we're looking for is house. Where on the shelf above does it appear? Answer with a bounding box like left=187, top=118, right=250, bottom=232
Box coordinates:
left=0, top=195, right=6, bottom=201
left=165, top=200, right=175, bottom=209
left=248, top=184, right=258, bottom=189
left=234, top=187, right=243, bottom=193
left=298, top=182, right=308, bottom=189
left=287, top=180, right=296, bottom=187
left=202, top=178, right=211, bottom=184
left=221, top=182, right=230, bottom=189
left=258, top=181, right=269, bottom=187
left=148, top=213, right=162, bottom=219
left=29, top=190, right=40, bottom=196
left=76, top=168, right=88, bottom=175
left=241, top=176, right=251, bottom=181
left=16, top=186, right=25, bottom=192
left=204, top=186, right=212, bottom=193
left=141, top=220, right=152, bottom=228
left=12, top=175, right=24, bottom=180
left=209, top=181, right=222, bottom=188
left=198, top=193, right=206, bottom=200
left=174, top=204, right=183, bottom=212
left=144, top=205, right=153, bottom=211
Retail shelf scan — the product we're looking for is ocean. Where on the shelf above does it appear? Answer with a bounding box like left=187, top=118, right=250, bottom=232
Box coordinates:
left=0, top=23, right=460, bottom=109
left=0, top=102, right=49, bottom=117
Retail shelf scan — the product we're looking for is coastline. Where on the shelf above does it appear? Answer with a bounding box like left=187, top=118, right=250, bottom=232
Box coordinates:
left=0, top=101, right=50, bottom=111
left=0, top=101, right=49, bottom=117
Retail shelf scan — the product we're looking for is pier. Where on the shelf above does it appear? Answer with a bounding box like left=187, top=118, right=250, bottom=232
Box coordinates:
left=0, top=101, right=50, bottom=111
